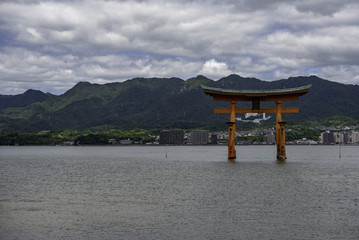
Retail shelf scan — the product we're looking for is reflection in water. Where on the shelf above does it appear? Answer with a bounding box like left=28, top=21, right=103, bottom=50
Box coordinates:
left=1, top=145, right=359, bottom=239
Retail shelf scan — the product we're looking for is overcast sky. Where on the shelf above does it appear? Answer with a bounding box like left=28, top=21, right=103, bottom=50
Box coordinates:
left=1, top=0, right=359, bottom=95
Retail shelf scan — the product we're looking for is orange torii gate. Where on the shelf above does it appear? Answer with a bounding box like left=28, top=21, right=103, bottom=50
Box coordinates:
left=202, top=84, right=311, bottom=161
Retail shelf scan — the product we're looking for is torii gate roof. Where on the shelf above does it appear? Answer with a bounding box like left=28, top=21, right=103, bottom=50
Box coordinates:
left=202, top=84, right=311, bottom=101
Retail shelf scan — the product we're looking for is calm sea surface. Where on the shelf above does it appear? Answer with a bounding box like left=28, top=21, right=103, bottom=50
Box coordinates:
left=1, top=145, right=359, bottom=240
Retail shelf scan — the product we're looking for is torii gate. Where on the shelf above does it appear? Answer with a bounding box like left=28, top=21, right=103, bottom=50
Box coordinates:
left=202, top=84, right=311, bottom=161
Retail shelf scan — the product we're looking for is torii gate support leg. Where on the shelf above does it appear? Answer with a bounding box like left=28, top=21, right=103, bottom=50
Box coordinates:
left=227, top=101, right=237, bottom=161
left=227, top=122, right=236, bottom=160
left=275, top=100, right=287, bottom=161
left=277, top=121, right=287, bottom=161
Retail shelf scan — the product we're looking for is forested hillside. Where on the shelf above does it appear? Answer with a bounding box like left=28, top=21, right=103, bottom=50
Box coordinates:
left=1, top=75, right=358, bottom=132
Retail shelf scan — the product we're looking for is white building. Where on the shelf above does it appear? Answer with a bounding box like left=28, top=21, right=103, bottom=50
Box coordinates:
left=351, top=131, right=359, bottom=143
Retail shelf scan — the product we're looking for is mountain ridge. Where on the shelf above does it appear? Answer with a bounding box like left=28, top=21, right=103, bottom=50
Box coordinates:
left=0, top=89, right=50, bottom=111
left=1, top=75, right=358, bottom=132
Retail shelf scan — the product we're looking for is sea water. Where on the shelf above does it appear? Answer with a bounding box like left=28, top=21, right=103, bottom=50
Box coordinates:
left=1, top=145, right=359, bottom=239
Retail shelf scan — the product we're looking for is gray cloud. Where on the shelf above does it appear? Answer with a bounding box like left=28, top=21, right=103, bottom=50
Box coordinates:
left=0, top=0, right=359, bottom=94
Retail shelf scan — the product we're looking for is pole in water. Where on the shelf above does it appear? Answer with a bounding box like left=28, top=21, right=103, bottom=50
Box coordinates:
left=338, top=136, right=342, bottom=159
left=339, top=143, right=342, bottom=159
left=165, top=144, right=168, bottom=158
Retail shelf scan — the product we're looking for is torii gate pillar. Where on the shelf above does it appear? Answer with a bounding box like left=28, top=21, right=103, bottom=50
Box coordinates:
left=277, top=121, right=287, bottom=161
left=275, top=101, right=287, bottom=160
left=227, top=101, right=237, bottom=160
left=227, top=121, right=236, bottom=160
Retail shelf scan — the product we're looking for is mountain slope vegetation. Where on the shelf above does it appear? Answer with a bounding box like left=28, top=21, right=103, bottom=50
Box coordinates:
left=1, top=75, right=358, bottom=132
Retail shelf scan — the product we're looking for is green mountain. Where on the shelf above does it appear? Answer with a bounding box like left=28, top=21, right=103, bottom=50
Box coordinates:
left=1, top=75, right=358, bottom=132
left=0, top=89, right=50, bottom=111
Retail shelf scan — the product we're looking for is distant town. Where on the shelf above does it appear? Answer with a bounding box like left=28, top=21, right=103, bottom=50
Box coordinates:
left=109, top=125, right=359, bottom=146
left=1, top=125, right=359, bottom=146
left=154, top=126, right=359, bottom=146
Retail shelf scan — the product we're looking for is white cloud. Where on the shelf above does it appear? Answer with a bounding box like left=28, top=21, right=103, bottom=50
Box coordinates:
left=1, top=0, right=359, bottom=94
left=199, top=59, right=232, bottom=79
left=0, top=47, right=204, bottom=94
left=318, top=65, right=359, bottom=84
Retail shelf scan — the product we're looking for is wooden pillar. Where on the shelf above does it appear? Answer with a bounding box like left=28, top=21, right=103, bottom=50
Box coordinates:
left=277, top=121, right=287, bottom=161
left=227, top=122, right=236, bottom=160
left=275, top=101, right=283, bottom=160
left=275, top=100, right=282, bottom=146
left=227, top=101, right=237, bottom=160
left=230, top=101, right=236, bottom=123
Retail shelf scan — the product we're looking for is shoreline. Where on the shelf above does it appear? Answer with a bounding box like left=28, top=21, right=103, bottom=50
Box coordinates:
left=1, top=143, right=358, bottom=147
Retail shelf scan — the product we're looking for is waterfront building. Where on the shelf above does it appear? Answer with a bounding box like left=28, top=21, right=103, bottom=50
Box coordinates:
left=321, top=131, right=335, bottom=144
left=210, top=133, right=218, bottom=144
left=263, top=134, right=276, bottom=144
left=189, top=130, right=209, bottom=145
left=335, top=132, right=344, bottom=144
left=351, top=131, right=359, bottom=143
left=343, top=132, right=351, bottom=144
left=120, top=139, right=132, bottom=145
left=160, top=130, right=184, bottom=145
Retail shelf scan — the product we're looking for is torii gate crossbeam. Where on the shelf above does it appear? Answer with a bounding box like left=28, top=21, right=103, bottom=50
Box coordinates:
left=202, top=84, right=311, bottom=161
